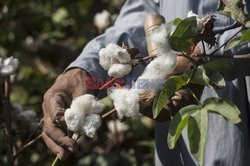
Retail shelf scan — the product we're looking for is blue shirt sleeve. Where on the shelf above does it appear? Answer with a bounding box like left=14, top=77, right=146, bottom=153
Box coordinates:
left=66, top=0, right=159, bottom=80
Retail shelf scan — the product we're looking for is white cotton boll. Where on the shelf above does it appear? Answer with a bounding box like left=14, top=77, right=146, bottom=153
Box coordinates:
left=0, top=65, right=14, bottom=75
left=82, top=114, right=102, bottom=138
left=108, top=63, right=132, bottom=78
left=64, top=94, right=104, bottom=133
left=106, top=43, right=131, bottom=64
left=139, top=52, right=176, bottom=80
left=151, top=24, right=172, bottom=54
left=64, top=108, right=85, bottom=133
left=187, top=10, right=205, bottom=32
left=94, top=10, right=111, bottom=30
left=70, top=94, right=96, bottom=115
left=99, top=48, right=112, bottom=70
left=0, top=56, right=19, bottom=75
left=109, top=89, right=140, bottom=119
left=99, top=43, right=131, bottom=72
left=3, top=56, right=19, bottom=71
left=91, top=100, right=104, bottom=114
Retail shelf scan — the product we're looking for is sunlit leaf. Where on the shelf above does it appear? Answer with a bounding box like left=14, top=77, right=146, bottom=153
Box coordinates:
left=202, top=97, right=241, bottom=124
left=188, top=109, right=208, bottom=166
left=169, top=16, right=197, bottom=52
left=153, top=71, right=193, bottom=118
left=217, top=0, right=250, bottom=27
left=168, top=105, right=201, bottom=149
left=225, top=29, right=250, bottom=50
left=206, top=69, right=226, bottom=88
left=190, top=66, right=210, bottom=86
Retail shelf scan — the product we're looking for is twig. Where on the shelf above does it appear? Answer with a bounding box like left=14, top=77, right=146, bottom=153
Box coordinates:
left=201, top=40, right=206, bottom=56
left=101, top=109, right=116, bottom=119
left=208, top=27, right=243, bottom=56
left=2, top=76, right=14, bottom=165
left=99, top=78, right=117, bottom=90
left=23, top=120, right=43, bottom=146
left=14, top=133, right=42, bottom=158
left=51, top=156, right=59, bottom=166
left=186, top=86, right=201, bottom=105
left=195, top=54, right=250, bottom=59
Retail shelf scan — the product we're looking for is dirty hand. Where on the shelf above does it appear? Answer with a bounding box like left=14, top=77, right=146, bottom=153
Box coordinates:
left=42, top=68, right=93, bottom=160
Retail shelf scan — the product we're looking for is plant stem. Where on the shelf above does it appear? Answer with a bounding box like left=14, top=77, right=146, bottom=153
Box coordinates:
left=208, top=27, right=243, bottom=56
left=205, top=54, right=250, bottom=59
left=101, top=109, right=116, bottom=119
left=14, top=133, right=42, bottom=158
left=201, top=40, right=206, bottom=56
left=99, top=78, right=117, bottom=90
left=186, top=86, right=201, bottom=105
left=2, top=76, right=14, bottom=165
left=51, top=156, right=59, bottom=166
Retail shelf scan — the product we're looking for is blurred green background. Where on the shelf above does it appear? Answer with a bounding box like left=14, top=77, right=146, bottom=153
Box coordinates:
left=0, top=0, right=155, bottom=165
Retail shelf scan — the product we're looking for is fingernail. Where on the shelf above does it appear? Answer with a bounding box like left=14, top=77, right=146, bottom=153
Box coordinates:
left=68, top=147, right=74, bottom=153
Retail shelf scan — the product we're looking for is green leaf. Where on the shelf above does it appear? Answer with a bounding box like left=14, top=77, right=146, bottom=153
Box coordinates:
left=190, top=66, right=210, bottom=86
left=203, top=97, right=241, bottom=124
left=169, top=16, right=197, bottom=52
left=203, top=59, right=232, bottom=72
left=225, top=29, right=250, bottom=50
left=190, top=65, right=226, bottom=88
left=207, top=70, right=226, bottom=88
left=153, top=71, right=193, bottom=118
left=217, top=0, right=250, bottom=27
left=188, top=109, right=208, bottom=166
left=172, top=18, right=183, bottom=26
left=167, top=105, right=201, bottom=149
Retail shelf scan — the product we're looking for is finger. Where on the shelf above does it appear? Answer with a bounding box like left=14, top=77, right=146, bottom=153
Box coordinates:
left=43, top=116, right=78, bottom=153
left=44, top=91, right=72, bottom=123
left=42, top=131, right=69, bottom=160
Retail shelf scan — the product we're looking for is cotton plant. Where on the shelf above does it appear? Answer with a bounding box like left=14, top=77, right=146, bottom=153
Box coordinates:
left=109, top=24, right=177, bottom=117
left=0, top=56, right=19, bottom=76
left=58, top=5, right=248, bottom=165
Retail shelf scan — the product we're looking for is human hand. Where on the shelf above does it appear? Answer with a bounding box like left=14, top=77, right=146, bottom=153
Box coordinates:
left=42, top=68, right=94, bottom=160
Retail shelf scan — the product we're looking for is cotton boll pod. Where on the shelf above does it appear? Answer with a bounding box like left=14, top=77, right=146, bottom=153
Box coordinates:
left=82, top=114, right=102, bottom=138
left=109, top=89, right=140, bottom=119
left=108, top=63, right=132, bottom=78
left=138, top=89, right=156, bottom=108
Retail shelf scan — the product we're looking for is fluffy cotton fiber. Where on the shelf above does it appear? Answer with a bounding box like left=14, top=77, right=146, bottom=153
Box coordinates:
left=99, top=43, right=132, bottom=78
left=109, top=88, right=140, bottom=119
left=64, top=94, right=103, bottom=137
left=0, top=56, right=19, bottom=76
